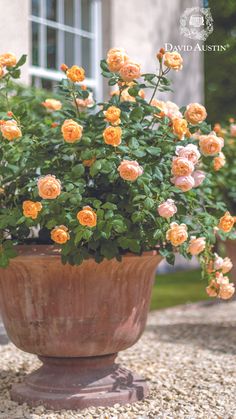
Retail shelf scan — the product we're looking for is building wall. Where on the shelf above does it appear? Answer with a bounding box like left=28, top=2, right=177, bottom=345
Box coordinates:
left=108, top=0, right=204, bottom=106
left=0, top=0, right=30, bottom=84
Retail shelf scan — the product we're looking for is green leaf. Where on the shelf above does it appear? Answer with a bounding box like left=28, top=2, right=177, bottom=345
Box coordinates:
left=154, top=167, right=163, bottom=181
left=130, top=107, right=143, bottom=121
left=128, top=138, right=139, bottom=149
left=144, top=197, right=155, bottom=210
left=72, top=164, right=85, bottom=177
left=100, top=59, right=109, bottom=71
left=147, top=147, right=161, bottom=156
left=15, top=54, right=27, bottom=68
left=90, top=160, right=102, bottom=177
left=128, top=86, right=140, bottom=97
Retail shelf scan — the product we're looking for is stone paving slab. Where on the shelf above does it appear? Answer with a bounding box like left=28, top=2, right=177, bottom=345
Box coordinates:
left=0, top=301, right=236, bottom=418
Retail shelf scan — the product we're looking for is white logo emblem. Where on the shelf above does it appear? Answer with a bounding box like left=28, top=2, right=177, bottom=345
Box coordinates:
left=180, top=7, right=214, bottom=41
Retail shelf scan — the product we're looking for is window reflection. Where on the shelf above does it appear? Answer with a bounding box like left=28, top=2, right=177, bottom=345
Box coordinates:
left=46, top=0, right=57, bottom=21
left=32, top=0, right=39, bottom=16
left=65, top=32, right=75, bottom=67
left=64, top=0, right=74, bottom=26
left=32, top=22, right=39, bottom=66
left=47, top=27, right=57, bottom=69
left=81, top=0, right=92, bottom=31
left=82, top=37, right=92, bottom=77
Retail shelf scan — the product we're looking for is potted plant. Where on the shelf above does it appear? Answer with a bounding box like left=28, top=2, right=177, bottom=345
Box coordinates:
left=0, top=48, right=235, bottom=410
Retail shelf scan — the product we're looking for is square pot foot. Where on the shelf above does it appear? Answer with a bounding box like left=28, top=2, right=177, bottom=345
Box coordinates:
left=10, top=354, right=149, bottom=410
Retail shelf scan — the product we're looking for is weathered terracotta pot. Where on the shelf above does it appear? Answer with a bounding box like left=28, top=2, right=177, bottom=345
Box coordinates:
left=225, top=240, right=236, bottom=283
left=0, top=245, right=162, bottom=410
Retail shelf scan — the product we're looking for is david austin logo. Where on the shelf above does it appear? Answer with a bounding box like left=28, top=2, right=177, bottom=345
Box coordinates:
left=180, top=7, right=213, bottom=41
left=164, top=7, right=229, bottom=53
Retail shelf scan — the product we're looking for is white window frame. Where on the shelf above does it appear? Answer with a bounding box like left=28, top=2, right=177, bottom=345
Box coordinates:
left=29, top=0, right=102, bottom=100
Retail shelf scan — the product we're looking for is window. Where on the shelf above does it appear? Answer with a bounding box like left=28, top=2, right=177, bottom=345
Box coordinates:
left=30, top=0, right=102, bottom=99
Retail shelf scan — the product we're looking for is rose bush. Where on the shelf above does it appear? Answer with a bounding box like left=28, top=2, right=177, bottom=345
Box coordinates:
left=210, top=121, right=236, bottom=219
left=0, top=48, right=235, bottom=300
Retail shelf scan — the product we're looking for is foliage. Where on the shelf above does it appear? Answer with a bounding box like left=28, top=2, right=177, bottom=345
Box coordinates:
left=0, top=50, right=234, bottom=298
left=210, top=122, right=236, bottom=219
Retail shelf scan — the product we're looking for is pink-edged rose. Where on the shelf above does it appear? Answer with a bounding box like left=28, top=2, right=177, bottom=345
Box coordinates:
left=192, top=170, right=206, bottom=188
left=187, top=236, right=206, bottom=255
left=171, top=175, right=195, bottom=192
left=157, top=199, right=177, bottom=218
left=175, top=144, right=200, bottom=164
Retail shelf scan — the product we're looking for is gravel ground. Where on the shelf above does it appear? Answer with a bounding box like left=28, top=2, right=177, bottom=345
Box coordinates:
left=1, top=300, right=236, bottom=418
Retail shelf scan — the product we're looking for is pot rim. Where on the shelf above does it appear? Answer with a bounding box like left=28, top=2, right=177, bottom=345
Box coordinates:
left=11, top=244, right=160, bottom=259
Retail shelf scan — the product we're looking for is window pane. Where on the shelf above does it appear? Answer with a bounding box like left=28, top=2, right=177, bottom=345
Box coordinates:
left=32, top=22, right=39, bottom=66
left=64, top=0, right=74, bottom=26
left=47, top=27, right=57, bottom=69
left=65, top=32, right=75, bottom=67
left=81, top=37, right=92, bottom=77
left=32, top=0, right=40, bottom=16
left=41, top=78, right=55, bottom=90
left=81, top=0, right=92, bottom=32
left=46, top=0, right=57, bottom=21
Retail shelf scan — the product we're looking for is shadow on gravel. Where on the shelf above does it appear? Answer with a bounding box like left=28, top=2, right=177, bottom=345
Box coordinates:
left=146, top=323, right=236, bottom=354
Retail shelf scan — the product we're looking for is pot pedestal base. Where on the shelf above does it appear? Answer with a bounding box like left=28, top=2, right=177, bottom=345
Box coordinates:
left=10, top=354, right=148, bottom=410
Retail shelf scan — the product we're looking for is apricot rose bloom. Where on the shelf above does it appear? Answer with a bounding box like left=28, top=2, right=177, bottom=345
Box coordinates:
left=199, top=134, right=224, bottom=156
left=222, top=257, right=233, bottom=274
left=119, top=61, right=141, bottom=82
left=206, top=280, right=219, bottom=297
left=51, top=225, right=70, bottom=244
left=118, top=160, right=143, bottom=182
left=0, top=120, right=22, bottom=141
left=175, top=144, right=200, bottom=164
left=171, top=157, right=194, bottom=177
left=187, top=237, right=206, bottom=256
left=157, top=199, right=177, bottom=218
left=171, top=175, right=195, bottom=192
left=77, top=206, right=97, bottom=227
left=66, top=65, right=85, bottom=83
left=76, top=93, right=94, bottom=110
left=83, top=157, right=96, bottom=167
left=184, top=103, right=207, bottom=125
left=103, top=126, right=122, bottom=147
left=214, top=254, right=233, bottom=274
left=151, top=99, right=168, bottom=118
left=23, top=201, right=42, bottom=220
left=163, top=52, right=183, bottom=71
left=106, top=47, right=129, bottom=72
left=166, top=222, right=188, bottom=247
left=61, top=119, right=83, bottom=143
left=218, top=283, right=235, bottom=300
left=38, top=175, right=61, bottom=200
left=218, top=211, right=235, bottom=233
left=0, top=52, right=17, bottom=67
left=213, top=152, right=226, bottom=171
left=104, top=106, right=121, bottom=125
left=172, top=118, right=188, bottom=140
left=42, top=99, right=62, bottom=111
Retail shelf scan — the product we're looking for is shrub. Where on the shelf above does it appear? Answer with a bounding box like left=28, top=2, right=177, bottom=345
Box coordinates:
left=0, top=49, right=235, bottom=300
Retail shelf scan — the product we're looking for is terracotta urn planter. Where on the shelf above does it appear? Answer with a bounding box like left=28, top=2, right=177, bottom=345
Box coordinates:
left=0, top=245, right=162, bottom=410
